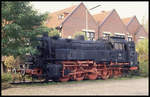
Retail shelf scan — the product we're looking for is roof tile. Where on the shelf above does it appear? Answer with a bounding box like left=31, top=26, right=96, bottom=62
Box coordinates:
left=122, top=16, right=133, bottom=25
left=93, top=11, right=111, bottom=24
left=45, top=5, right=77, bottom=28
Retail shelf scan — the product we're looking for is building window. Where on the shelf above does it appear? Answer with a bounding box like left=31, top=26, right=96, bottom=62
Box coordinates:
left=114, top=43, right=124, bottom=50
left=58, top=14, right=64, bottom=19
left=82, top=29, right=95, bottom=40
left=86, top=32, right=89, bottom=37
left=103, top=32, right=111, bottom=40
left=85, top=32, right=95, bottom=40
left=68, top=36, right=72, bottom=39
left=114, top=33, right=125, bottom=38
left=138, top=36, right=145, bottom=40
left=103, top=32, right=111, bottom=36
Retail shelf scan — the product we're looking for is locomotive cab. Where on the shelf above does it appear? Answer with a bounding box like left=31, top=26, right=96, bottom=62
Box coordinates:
left=109, top=35, right=127, bottom=63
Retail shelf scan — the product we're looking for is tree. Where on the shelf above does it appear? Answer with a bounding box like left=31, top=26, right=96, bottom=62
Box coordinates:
left=144, top=19, right=149, bottom=33
left=141, top=16, right=149, bottom=33
left=48, top=28, right=60, bottom=37
left=136, top=39, right=149, bottom=77
left=73, top=31, right=88, bottom=40
left=2, top=1, right=50, bottom=58
left=4, top=56, right=16, bottom=72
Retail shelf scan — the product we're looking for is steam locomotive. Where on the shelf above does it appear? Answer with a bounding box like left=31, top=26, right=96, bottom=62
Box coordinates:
left=20, top=33, right=139, bottom=82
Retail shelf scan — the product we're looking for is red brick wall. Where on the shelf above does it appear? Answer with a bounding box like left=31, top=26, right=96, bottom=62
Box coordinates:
left=127, top=16, right=141, bottom=35
left=135, top=26, right=148, bottom=42
left=61, top=3, right=98, bottom=39
left=98, top=10, right=128, bottom=39
left=126, top=16, right=139, bottom=42
left=126, top=16, right=148, bottom=42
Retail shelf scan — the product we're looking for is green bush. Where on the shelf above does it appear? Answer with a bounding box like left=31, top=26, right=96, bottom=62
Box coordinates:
left=136, top=39, right=149, bottom=77
left=2, top=73, right=12, bottom=82
left=73, top=31, right=88, bottom=40
left=48, top=28, right=60, bottom=37
left=139, top=60, right=148, bottom=77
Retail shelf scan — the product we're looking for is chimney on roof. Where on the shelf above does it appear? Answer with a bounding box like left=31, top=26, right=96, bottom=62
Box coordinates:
left=101, top=10, right=106, bottom=13
left=64, top=12, right=69, bottom=17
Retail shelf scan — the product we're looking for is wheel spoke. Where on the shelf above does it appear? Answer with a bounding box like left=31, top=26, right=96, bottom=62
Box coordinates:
left=101, top=69, right=110, bottom=80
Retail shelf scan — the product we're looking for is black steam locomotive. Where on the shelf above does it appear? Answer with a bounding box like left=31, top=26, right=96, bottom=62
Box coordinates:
left=22, top=33, right=139, bottom=82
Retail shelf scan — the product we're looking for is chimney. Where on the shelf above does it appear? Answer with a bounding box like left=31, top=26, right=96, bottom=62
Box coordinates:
left=64, top=12, right=69, bottom=17
left=101, top=10, right=106, bottom=13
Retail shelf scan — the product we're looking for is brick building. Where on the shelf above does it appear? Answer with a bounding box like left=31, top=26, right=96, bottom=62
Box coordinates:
left=45, top=3, right=98, bottom=40
left=122, top=16, right=148, bottom=42
left=45, top=3, right=148, bottom=42
left=93, top=9, right=128, bottom=39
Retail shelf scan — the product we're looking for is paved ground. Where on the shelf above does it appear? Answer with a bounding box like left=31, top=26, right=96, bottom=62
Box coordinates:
left=2, top=77, right=149, bottom=96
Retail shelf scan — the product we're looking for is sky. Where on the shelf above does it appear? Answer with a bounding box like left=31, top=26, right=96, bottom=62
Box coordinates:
left=30, top=1, right=149, bottom=24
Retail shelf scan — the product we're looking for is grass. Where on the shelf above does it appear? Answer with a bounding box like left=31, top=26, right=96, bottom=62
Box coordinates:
left=1, top=73, right=13, bottom=90
left=11, top=75, right=146, bottom=88
left=2, top=73, right=12, bottom=82
left=139, top=61, right=149, bottom=77
left=1, top=71, right=147, bottom=89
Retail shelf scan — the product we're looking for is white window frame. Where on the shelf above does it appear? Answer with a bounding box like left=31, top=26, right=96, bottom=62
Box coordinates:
left=139, top=36, right=145, bottom=39
left=82, top=29, right=95, bottom=40
left=58, top=14, right=64, bottom=19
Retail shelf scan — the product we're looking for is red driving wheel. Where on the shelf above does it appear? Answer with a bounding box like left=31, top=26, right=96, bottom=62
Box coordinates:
left=59, top=76, right=70, bottom=82
left=88, top=72, right=97, bottom=80
left=101, top=69, right=110, bottom=80
left=75, top=72, right=84, bottom=81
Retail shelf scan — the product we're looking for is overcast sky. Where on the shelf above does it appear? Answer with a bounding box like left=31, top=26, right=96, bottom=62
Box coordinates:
left=30, top=1, right=149, bottom=23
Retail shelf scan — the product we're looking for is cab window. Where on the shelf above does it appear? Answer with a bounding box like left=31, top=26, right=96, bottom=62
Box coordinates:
left=114, top=43, right=124, bottom=50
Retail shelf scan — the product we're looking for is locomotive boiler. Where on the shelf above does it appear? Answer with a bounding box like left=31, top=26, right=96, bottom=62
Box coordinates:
left=17, top=33, right=139, bottom=82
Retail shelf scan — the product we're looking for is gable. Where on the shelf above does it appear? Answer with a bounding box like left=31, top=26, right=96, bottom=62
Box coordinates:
left=93, top=11, right=111, bottom=24
left=122, top=16, right=133, bottom=25
left=61, top=3, right=98, bottom=38
left=45, top=5, right=77, bottom=28
left=62, top=3, right=98, bottom=31
left=127, top=16, right=141, bottom=34
left=62, top=3, right=97, bottom=27
left=99, top=9, right=127, bottom=35
left=136, top=26, right=148, bottom=38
